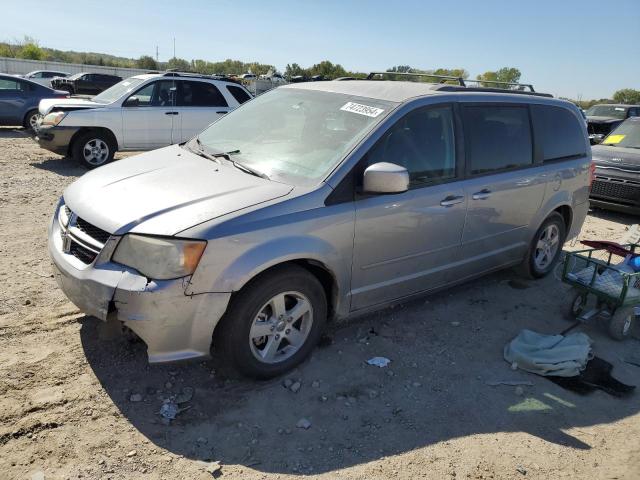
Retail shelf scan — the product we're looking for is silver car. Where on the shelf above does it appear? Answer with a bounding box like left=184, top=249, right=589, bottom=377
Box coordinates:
left=48, top=80, right=592, bottom=378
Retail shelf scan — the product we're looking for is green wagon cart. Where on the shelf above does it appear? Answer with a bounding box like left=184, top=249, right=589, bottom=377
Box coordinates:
left=562, top=241, right=640, bottom=340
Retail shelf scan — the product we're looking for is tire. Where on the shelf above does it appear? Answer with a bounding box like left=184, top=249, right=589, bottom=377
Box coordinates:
left=23, top=109, right=40, bottom=131
left=609, top=306, right=635, bottom=341
left=216, top=265, right=327, bottom=379
left=517, top=212, right=566, bottom=279
left=567, top=289, right=587, bottom=319
left=71, top=131, right=116, bottom=169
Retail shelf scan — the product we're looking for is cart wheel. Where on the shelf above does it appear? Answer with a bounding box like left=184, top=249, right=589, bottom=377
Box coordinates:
left=609, top=306, right=635, bottom=341
left=567, top=289, right=588, bottom=319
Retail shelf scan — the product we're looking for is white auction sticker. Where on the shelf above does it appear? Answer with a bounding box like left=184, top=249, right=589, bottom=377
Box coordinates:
left=340, top=102, right=384, bottom=118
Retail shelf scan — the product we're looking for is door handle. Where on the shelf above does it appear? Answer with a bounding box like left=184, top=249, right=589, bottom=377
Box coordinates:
left=440, top=195, right=465, bottom=207
left=472, top=189, right=491, bottom=200
left=164, top=111, right=179, bottom=115
left=216, top=111, right=228, bottom=115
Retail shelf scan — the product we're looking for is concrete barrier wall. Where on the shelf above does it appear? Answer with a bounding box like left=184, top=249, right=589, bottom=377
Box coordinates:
left=0, top=57, right=151, bottom=78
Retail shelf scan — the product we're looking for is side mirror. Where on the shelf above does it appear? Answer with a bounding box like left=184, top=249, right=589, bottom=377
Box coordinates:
left=363, top=162, right=409, bottom=194
left=123, top=96, right=139, bottom=107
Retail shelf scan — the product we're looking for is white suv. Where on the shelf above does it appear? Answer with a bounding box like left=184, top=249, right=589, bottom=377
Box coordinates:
left=36, top=72, right=253, bottom=168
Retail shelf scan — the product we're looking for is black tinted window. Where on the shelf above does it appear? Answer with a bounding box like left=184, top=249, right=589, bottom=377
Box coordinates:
left=366, top=105, right=456, bottom=185
left=177, top=81, right=228, bottom=107
left=227, top=85, right=251, bottom=104
left=0, top=78, right=20, bottom=90
left=531, top=105, right=586, bottom=161
left=463, top=105, right=532, bottom=174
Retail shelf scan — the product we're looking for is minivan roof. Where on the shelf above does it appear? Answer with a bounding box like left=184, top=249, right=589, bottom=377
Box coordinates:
left=284, top=80, right=558, bottom=103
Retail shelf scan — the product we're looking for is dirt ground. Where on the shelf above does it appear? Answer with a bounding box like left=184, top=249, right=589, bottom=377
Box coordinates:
left=1, top=126, right=640, bottom=480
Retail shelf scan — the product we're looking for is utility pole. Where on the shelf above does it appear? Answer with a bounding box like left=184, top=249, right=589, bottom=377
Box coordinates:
left=173, top=37, right=176, bottom=59
left=155, top=45, right=159, bottom=63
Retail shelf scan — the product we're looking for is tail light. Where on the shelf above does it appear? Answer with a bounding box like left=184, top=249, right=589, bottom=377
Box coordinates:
left=589, top=162, right=596, bottom=188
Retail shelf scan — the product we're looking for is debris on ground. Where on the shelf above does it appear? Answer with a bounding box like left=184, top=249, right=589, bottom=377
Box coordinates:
left=290, top=381, right=302, bottom=393
left=516, top=465, right=527, bottom=475
left=283, top=378, right=293, bottom=389
left=126, top=450, right=137, bottom=457
left=129, top=393, right=143, bottom=402
left=158, top=399, right=192, bottom=424
left=296, top=418, right=312, bottom=429
left=485, top=380, right=534, bottom=387
left=367, top=357, right=391, bottom=368
left=175, top=386, right=194, bottom=404
left=205, top=460, right=222, bottom=475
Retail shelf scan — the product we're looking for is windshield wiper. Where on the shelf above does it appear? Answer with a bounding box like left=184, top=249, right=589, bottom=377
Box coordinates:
left=229, top=158, right=269, bottom=180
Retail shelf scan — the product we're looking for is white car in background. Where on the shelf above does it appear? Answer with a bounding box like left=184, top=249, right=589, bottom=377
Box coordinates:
left=20, top=70, right=71, bottom=87
left=35, top=72, right=253, bottom=168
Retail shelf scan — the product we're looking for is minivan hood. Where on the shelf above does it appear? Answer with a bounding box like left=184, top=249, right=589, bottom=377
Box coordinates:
left=39, top=98, right=102, bottom=115
left=63, top=145, right=294, bottom=236
left=592, top=145, right=640, bottom=172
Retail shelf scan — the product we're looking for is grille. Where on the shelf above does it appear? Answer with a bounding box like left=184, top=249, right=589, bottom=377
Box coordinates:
left=75, top=217, right=111, bottom=244
left=591, top=178, right=640, bottom=204
left=588, top=123, right=614, bottom=136
left=69, top=241, right=98, bottom=264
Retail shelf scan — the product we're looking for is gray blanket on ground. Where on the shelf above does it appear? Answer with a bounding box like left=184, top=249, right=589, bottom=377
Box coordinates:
left=504, top=329, right=593, bottom=377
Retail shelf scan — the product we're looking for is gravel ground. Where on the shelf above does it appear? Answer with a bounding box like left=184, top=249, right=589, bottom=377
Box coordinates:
left=1, top=127, right=639, bottom=480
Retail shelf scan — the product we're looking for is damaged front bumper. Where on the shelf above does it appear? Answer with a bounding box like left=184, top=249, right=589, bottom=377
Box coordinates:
left=48, top=206, right=231, bottom=363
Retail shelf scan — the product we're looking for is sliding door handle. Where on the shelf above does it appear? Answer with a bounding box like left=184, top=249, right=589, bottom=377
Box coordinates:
left=472, top=189, right=491, bottom=200
left=164, top=111, right=179, bottom=115
left=440, top=195, right=465, bottom=207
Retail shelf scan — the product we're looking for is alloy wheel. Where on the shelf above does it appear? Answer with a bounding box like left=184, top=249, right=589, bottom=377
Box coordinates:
left=83, top=139, right=109, bottom=166
left=249, top=291, right=314, bottom=364
left=534, top=224, right=560, bottom=270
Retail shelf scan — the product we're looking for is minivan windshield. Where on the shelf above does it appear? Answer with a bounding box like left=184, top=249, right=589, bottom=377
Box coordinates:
left=602, top=120, right=640, bottom=149
left=92, top=77, right=147, bottom=104
left=586, top=105, right=627, bottom=119
left=193, top=88, right=395, bottom=186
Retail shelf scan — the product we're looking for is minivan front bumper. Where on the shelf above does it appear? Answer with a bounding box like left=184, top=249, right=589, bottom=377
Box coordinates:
left=48, top=206, right=231, bottom=363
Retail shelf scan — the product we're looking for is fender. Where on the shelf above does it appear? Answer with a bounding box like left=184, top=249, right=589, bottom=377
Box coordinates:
left=185, top=235, right=352, bottom=316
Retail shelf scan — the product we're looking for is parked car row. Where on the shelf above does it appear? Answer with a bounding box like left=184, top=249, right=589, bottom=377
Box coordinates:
left=47, top=76, right=592, bottom=377
left=586, top=103, right=640, bottom=144
left=35, top=71, right=253, bottom=167
left=0, top=73, right=68, bottom=129
left=51, top=72, right=122, bottom=95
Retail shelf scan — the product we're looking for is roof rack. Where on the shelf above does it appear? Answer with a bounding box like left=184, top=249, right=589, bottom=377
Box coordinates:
left=366, top=71, right=545, bottom=96
left=367, top=71, right=466, bottom=85
left=159, top=71, right=242, bottom=85
left=431, top=84, right=553, bottom=98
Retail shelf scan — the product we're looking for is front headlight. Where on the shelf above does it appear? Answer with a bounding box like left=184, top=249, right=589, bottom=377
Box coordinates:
left=41, top=111, right=67, bottom=126
left=112, top=234, right=206, bottom=280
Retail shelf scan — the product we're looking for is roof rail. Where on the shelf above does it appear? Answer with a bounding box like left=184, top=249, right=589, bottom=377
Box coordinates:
left=366, top=71, right=541, bottom=94
left=161, top=71, right=212, bottom=79
left=462, top=78, right=536, bottom=92
left=431, top=84, right=553, bottom=98
left=367, top=71, right=466, bottom=86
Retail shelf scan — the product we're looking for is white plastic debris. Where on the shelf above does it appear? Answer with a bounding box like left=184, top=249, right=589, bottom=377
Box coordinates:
left=296, top=418, right=312, bottom=429
left=367, top=356, right=391, bottom=368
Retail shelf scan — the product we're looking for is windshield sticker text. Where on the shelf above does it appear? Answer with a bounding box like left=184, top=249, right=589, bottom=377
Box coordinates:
left=340, top=102, right=384, bottom=118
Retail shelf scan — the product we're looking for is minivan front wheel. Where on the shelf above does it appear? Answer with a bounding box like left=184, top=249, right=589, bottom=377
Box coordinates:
left=72, top=131, right=115, bottom=169
left=217, top=265, right=327, bottom=378
left=519, top=212, right=566, bottom=279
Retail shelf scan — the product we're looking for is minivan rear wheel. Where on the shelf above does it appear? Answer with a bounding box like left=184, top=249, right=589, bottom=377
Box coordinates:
left=518, top=212, right=566, bottom=279
left=72, top=131, right=116, bottom=169
left=216, top=265, right=327, bottom=379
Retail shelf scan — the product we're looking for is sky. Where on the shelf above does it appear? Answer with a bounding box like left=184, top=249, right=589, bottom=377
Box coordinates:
left=2, top=0, right=639, bottom=99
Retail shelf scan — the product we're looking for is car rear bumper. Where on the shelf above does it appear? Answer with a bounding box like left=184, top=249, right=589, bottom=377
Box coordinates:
left=36, top=125, right=79, bottom=156
left=48, top=203, right=231, bottom=363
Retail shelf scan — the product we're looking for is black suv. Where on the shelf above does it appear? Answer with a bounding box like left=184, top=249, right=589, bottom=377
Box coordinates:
left=586, top=103, right=640, bottom=144
left=51, top=72, right=122, bottom=95
left=590, top=117, right=640, bottom=213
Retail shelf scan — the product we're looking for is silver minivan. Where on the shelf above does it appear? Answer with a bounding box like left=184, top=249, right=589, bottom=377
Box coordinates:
left=48, top=79, right=592, bottom=378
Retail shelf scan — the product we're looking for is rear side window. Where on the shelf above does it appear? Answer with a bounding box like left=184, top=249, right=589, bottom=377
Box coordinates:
left=531, top=105, right=586, bottom=161
left=463, top=105, right=532, bottom=175
left=0, top=78, right=20, bottom=90
left=227, top=85, right=251, bottom=104
left=177, top=81, right=228, bottom=107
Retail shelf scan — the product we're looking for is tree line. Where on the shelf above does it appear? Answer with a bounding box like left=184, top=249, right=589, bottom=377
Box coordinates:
left=2, top=37, right=638, bottom=105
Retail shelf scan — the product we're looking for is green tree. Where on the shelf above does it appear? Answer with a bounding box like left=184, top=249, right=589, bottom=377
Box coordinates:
left=613, top=89, right=640, bottom=105
left=476, top=67, right=522, bottom=88
left=137, top=55, right=158, bottom=70
left=17, top=42, right=45, bottom=60
left=167, top=57, right=191, bottom=72
left=284, top=63, right=305, bottom=78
